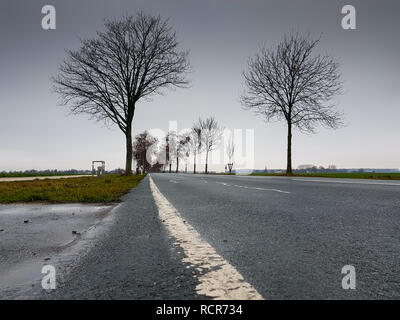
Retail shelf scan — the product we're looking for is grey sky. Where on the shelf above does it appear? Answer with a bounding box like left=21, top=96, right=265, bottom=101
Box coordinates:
left=0, top=0, right=399, bottom=171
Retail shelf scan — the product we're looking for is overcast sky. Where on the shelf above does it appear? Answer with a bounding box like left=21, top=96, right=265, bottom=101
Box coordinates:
left=0, top=0, right=399, bottom=171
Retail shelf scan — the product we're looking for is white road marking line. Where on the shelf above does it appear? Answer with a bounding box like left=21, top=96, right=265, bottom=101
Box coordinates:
left=149, top=176, right=263, bottom=300
left=254, top=187, right=290, bottom=194
left=216, top=182, right=290, bottom=194
left=216, top=182, right=231, bottom=186
left=292, top=178, right=400, bottom=186
left=169, top=180, right=179, bottom=184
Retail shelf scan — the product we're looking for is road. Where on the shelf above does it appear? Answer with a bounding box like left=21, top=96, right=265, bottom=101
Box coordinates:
left=146, top=173, right=400, bottom=299
left=2, top=173, right=399, bottom=299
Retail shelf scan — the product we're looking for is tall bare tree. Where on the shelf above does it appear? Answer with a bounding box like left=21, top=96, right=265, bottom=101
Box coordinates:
left=54, top=12, right=190, bottom=175
left=226, top=135, right=235, bottom=174
left=199, top=117, right=222, bottom=174
left=190, top=124, right=203, bottom=174
left=175, top=134, right=190, bottom=173
left=241, top=33, right=343, bottom=175
left=165, top=131, right=176, bottom=173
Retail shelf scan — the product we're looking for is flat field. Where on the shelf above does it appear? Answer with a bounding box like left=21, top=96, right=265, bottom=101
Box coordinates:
left=250, top=172, right=400, bottom=180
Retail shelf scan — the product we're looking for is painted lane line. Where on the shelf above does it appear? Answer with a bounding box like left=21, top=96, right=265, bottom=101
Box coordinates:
left=234, top=185, right=249, bottom=188
left=292, top=178, right=400, bottom=186
left=254, top=187, right=290, bottom=194
left=169, top=180, right=179, bottom=184
left=149, top=176, right=263, bottom=300
left=217, top=182, right=290, bottom=194
left=216, top=182, right=232, bottom=187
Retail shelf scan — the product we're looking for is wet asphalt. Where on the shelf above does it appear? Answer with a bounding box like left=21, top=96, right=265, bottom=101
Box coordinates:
left=0, top=204, right=112, bottom=296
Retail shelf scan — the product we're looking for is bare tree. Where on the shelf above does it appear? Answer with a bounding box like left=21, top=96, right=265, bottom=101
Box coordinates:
left=199, top=117, right=222, bottom=174
left=163, top=135, right=170, bottom=173
left=226, top=135, right=235, bottom=174
left=241, top=33, right=343, bottom=175
left=152, top=142, right=168, bottom=173
left=53, top=12, right=190, bottom=175
left=175, top=134, right=190, bottom=173
left=190, top=124, right=203, bottom=174
left=165, top=131, right=176, bottom=173
left=133, top=131, right=158, bottom=174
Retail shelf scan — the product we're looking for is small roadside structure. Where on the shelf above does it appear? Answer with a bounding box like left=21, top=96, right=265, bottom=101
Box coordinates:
left=92, top=161, right=105, bottom=177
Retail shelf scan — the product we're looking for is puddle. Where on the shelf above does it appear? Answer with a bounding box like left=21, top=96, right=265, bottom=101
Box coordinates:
left=0, top=259, right=44, bottom=289
left=0, top=203, right=114, bottom=294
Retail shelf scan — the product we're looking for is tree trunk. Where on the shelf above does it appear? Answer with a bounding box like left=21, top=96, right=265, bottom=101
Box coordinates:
left=125, top=128, right=133, bottom=175
left=286, top=121, right=293, bottom=175
left=169, top=163, right=172, bottom=173
left=193, top=152, right=196, bottom=174
left=176, top=156, right=179, bottom=173
left=142, top=148, right=147, bottom=174
left=205, top=150, right=209, bottom=174
left=165, top=144, right=169, bottom=173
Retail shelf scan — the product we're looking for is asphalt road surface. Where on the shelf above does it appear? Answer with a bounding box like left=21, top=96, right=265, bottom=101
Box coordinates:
left=146, top=173, right=400, bottom=299
left=2, top=173, right=399, bottom=299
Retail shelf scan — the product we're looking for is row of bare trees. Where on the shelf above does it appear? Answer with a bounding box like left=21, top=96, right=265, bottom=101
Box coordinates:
left=132, top=116, right=224, bottom=174
left=54, top=11, right=343, bottom=175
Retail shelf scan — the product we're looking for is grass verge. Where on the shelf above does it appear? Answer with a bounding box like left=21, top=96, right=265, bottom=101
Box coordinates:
left=0, top=174, right=145, bottom=203
left=250, top=172, right=400, bottom=180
